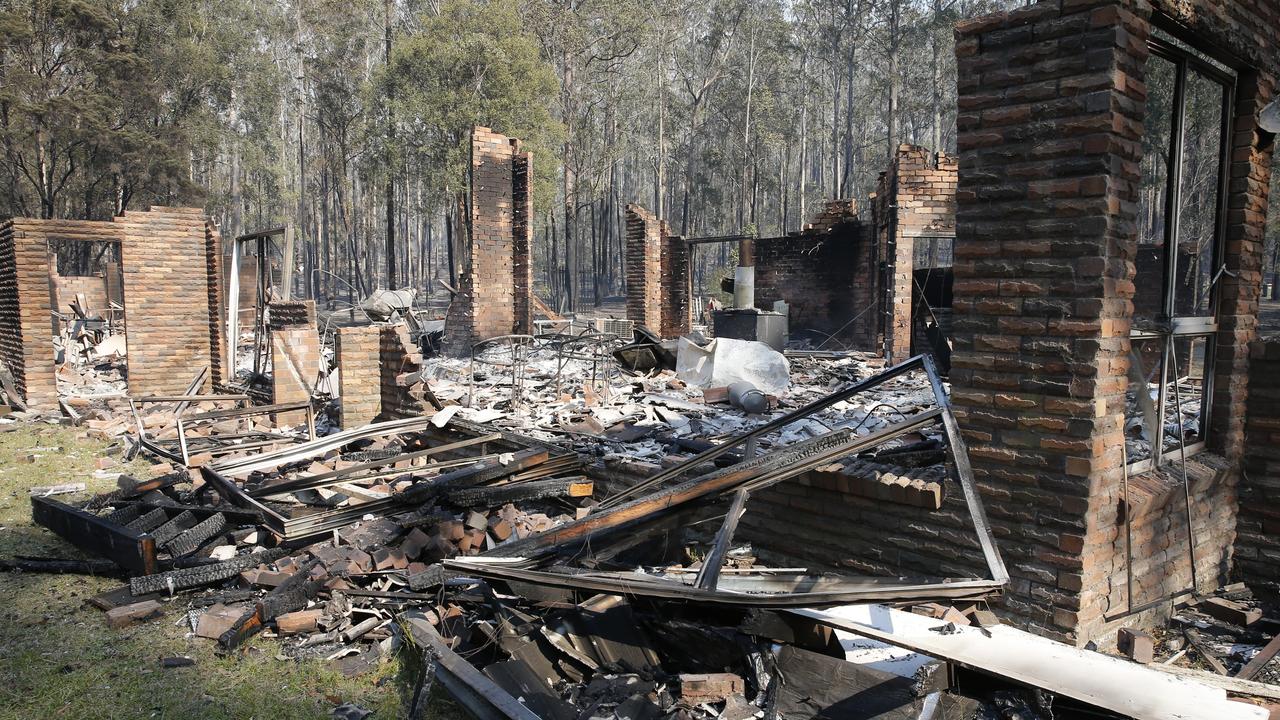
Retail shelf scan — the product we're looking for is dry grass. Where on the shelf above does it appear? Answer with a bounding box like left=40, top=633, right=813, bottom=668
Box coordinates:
left=0, top=421, right=459, bottom=720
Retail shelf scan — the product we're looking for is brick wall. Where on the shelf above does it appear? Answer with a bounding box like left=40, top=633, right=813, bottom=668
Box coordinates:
left=50, top=273, right=109, bottom=314
left=625, top=204, right=664, bottom=332
left=0, top=220, right=42, bottom=405
left=380, top=323, right=432, bottom=419
left=755, top=208, right=877, bottom=351
left=117, top=207, right=218, bottom=396
left=1, top=218, right=119, bottom=408
left=1236, top=338, right=1280, bottom=598
left=623, top=204, right=691, bottom=338
left=512, top=151, right=534, bottom=335
left=443, top=127, right=534, bottom=354
left=1, top=208, right=227, bottom=405
left=737, top=460, right=993, bottom=581
left=873, top=146, right=957, bottom=364
left=952, top=0, right=1275, bottom=645
left=270, top=328, right=319, bottom=424
left=268, top=300, right=317, bottom=330
left=660, top=232, right=692, bottom=337
left=335, top=325, right=382, bottom=429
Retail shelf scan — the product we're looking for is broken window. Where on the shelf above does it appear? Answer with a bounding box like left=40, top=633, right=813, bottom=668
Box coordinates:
left=1128, top=28, right=1233, bottom=469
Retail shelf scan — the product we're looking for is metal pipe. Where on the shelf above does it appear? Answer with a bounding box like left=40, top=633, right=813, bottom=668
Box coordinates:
left=733, top=236, right=755, bottom=310
left=1169, top=341, right=1199, bottom=591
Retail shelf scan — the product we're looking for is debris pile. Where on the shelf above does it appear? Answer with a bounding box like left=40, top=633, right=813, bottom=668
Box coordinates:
left=5, top=350, right=1277, bottom=719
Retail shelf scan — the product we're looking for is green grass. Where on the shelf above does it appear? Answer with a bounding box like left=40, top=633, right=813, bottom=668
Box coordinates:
left=0, top=422, right=460, bottom=720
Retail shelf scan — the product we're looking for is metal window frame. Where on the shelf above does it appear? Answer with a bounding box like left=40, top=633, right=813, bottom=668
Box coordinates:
left=1130, top=38, right=1235, bottom=470
left=450, top=354, right=1009, bottom=606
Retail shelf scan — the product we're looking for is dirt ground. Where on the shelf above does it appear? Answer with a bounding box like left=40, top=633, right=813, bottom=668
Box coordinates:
left=0, top=421, right=459, bottom=720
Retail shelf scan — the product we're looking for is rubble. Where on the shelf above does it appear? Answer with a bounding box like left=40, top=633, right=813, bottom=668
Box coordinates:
left=5, top=349, right=1277, bottom=719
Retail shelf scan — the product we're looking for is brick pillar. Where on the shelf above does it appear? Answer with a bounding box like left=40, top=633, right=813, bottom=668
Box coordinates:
left=1209, top=66, right=1276, bottom=462
left=660, top=232, right=692, bottom=337
left=877, top=145, right=958, bottom=364
left=204, top=220, right=228, bottom=385
left=118, top=207, right=216, bottom=395
left=512, top=150, right=534, bottom=335
left=443, top=127, right=532, bottom=354
left=951, top=1, right=1145, bottom=644
left=625, top=204, right=663, bottom=333
left=1, top=220, right=85, bottom=408
left=336, top=325, right=382, bottom=428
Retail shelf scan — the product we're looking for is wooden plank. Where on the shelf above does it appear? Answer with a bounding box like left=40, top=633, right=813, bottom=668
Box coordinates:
left=1237, top=633, right=1280, bottom=681
left=403, top=612, right=542, bottom=720
left=248, top=433, right=502, bottom=498
left=694, top=488, right=749, bottom=591
left=1185, top=628, right=1230, bottom=675
left=105, top=599, right=163, bottom=629
left=1200, top=598, right=1263, bottom=627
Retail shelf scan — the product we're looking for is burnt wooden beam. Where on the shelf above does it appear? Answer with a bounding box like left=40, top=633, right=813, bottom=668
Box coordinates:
left=693, top=488, right=749, bottom=591
left=441, top=477, right=593, bottom=507
left=247, top=432, right=504, bottom=498
left=397, top=449, right=551, bottom=505
left=31, top=496, right=158, bottom=575
left=403, top=611, right=542, bottom=720
left=130, top=548, right=287, bottom=595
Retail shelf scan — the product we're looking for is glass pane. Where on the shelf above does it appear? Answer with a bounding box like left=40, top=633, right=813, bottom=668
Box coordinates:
left=1173, top=68, right=1226, bottom=318
left=1162, top=335, right=1210, bottom=453
left=1124, top=336, right=1165, bottom=464
left=1134, top=54, right=1177, bottom=326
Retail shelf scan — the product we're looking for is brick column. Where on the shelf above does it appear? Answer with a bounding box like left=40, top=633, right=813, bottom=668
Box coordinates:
left=443, top=127, right=533, bottom=354
left=660, top=232, right=692, bottom=337
left=512, top=150, right=534, bottom=335
left=952, top=1, right=1145, bottom=644
left=204, top=220, right=228, bottom=385
left=625, top=204, right=663, bottom=333
left=876, top=145, right=958, bottom=364
left=380, top=324, right=431, bottom=418
left=336, top=325, right=382, bottom=428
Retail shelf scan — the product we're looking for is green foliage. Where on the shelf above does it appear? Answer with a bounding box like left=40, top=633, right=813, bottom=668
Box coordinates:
left=0, top=0, right=289, bottom=219
left=383, top=0, right=562, bottom=211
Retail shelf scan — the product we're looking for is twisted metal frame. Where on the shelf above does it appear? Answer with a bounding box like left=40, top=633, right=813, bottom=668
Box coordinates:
left=468, top=334, right=536, bottom=411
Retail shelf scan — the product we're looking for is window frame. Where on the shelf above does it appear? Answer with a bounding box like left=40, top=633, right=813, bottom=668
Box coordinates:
left=1127, top=35, right=1235, bottom=474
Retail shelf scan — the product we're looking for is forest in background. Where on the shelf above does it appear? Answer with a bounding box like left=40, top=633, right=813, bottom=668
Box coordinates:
left=3, top=0, right=1278, bottom=312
